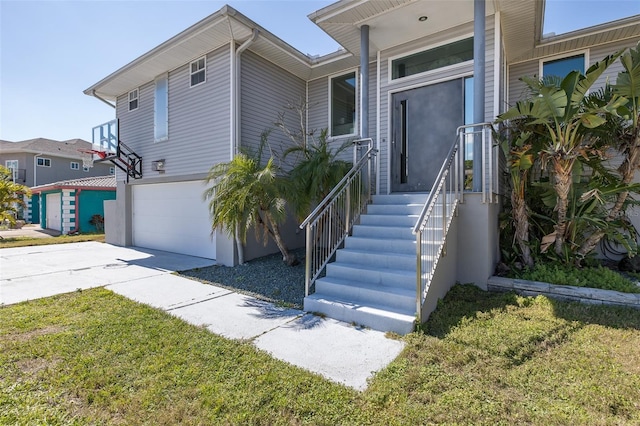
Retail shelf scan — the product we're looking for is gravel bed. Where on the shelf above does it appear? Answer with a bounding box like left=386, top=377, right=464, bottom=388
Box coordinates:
left=179, top=248, right=306, bottom=308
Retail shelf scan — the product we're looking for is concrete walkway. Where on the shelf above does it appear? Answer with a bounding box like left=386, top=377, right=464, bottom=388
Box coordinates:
left=0, top=242, right=405, bottom=390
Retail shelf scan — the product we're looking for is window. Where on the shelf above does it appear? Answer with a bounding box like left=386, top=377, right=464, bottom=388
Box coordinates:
left=154, top=74, right=169, bottom=142
left=330, top=71, right=357, bottom=137
left=190, top=57, right=206, bottom=87
left=37, top=157, right=51, bottom=167
left=392, top=38, right=474, bottom=80
left=541, top=53, right=586, bottom=79
left=83, top=166, right=90, bottom=172
left=5, top=160, right=18, bottom=181
left=70, top=161, right=79, bottom=170
left=109, top=167, right=115, bottom=175
left=128, top=88, right=139, bottom=111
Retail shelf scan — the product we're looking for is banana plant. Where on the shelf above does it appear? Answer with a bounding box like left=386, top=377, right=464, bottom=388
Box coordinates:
left=577, top=41, right=640, bottom=258
left=499, top=50, right=626, bottom=257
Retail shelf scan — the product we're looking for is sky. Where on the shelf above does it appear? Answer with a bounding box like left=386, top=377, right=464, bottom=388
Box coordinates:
left=1, top=0, right=639, bottom=143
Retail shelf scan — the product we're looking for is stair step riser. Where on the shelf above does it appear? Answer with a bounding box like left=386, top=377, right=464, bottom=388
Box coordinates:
left=303, top=297, right=415, bottom=334
left=345, top=237, right=416, bottom=254
left=337, top=250, right=416, bottom=270
left=315, top=279, right=416, bottom=312
left=367, top=204, right=425, bottom=215
left=372, top=194, right=428, bottom=205
left=351, top=225, right=415, bottom=240
left=326, top=264, right=415, bottom=289
left=360, top=215, right=417, bottom=227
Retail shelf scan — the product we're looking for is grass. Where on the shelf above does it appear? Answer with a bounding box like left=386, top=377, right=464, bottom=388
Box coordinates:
left=2, top=285, right=639, bottom=425
left=0, top=234, right=104, bottom=248
left=513, top=262, right=640, bottom=293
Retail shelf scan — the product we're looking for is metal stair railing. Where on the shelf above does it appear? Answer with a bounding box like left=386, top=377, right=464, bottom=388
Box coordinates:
left=413, top=123, right=496, bottom=323
left=299, top=138, right=376, bottom=296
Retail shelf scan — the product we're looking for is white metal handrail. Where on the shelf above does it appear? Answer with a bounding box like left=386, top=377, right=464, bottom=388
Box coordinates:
left=413, top=123, right=497, bottom=323
left=300, top=138, right=376, bottom=296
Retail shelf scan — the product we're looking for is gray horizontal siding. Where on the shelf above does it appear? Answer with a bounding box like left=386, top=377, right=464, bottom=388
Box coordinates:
left=240, top=50, right=305, bottom=169
left=116, top=45, right=231, bottom=181
left=508, top=36, right=640, bottom=107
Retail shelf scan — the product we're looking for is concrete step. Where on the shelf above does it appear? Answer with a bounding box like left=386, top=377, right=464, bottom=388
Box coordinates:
left=359, top=214, right=420, bottom=227
left=336, top=248, right=416, bottom=270
left=315, top=276, right=415, bottom=312
left=372, top=194, right=428, bottom=205
left=366, top=203, right=425, bottom=216
left=344, top=236, right=417, bottom=255
left=304, top=294, right=416, bottom=335
left=351, top=224, right=414, bottom=240
left=326, top=262, right=415, bottom=289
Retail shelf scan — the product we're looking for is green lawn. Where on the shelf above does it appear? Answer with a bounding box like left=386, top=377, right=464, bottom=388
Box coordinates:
left=1, top=285, right=639, bottom=425
left=0, top=234, right=104, bottom=249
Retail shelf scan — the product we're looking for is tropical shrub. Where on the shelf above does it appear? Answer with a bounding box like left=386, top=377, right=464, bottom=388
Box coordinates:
left=0, top=165, right=31, bottom=226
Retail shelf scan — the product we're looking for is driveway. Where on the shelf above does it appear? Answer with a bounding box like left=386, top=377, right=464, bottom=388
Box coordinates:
left=0, top=242, right=405, bottom=390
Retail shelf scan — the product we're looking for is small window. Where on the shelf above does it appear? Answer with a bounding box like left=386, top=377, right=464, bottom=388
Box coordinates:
left=83, top=165, right=90, bottom=172
left=109, top=167, right=115, bottom=175
left=37, top=157, right=51, bottom=167
left=392, top=38, right=474, bottom=80
left=542, top=54, right=586, bottom=79
left=70, top=162, right=80, bottom=170
left=5, top=160, right=18, bottom=181
left=330, top=72, right=357, bottom=137
left=190, top=57, right=206, bottom=87
left=128, top=88, right=139, bottom=111
left=154, top=74, right=169, bottom=142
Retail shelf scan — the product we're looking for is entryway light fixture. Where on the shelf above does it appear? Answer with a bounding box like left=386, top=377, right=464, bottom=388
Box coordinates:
left=418, top=16, right=428, bottom=22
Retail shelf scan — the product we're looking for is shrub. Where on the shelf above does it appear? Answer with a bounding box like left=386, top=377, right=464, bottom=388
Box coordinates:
left=515, top=263, right=640, bottom=293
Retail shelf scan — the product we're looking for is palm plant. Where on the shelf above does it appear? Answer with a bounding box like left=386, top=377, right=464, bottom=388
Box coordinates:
left=0, top=165, right=30, bottom=226
left=283, top=128, right=352, bottom=221
left=499, top=51, right=626, bottom=257
left=203, top=150, right=297, bottom=266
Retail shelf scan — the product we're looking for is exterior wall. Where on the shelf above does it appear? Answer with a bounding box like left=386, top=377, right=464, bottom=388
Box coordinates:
left=105, top=181, right=131, bottom=246
left=116, top=44, right=232, bottom=181
left=508, top=36, right=640, bottom=107
left=78, top=190, right=116, bottom=232
left=239, top=51, right=307, bottom=260
left=240, top=50, right=306, bottom=164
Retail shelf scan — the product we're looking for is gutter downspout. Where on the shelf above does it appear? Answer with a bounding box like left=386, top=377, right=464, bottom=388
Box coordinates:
left=472, top=0, right=486, bottom=193
left=233, top=29, right=259, bottom=156
left=360, top=25, right=369, bottom=139
left=92, top=90, right=116, bottom=109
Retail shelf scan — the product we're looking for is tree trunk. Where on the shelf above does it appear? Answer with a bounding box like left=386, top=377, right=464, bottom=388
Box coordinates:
left=512, top=186, right=534, bottom=267
left=553, top=159, right=573, bottom=256
left=264, top=212, right=299, bottom=266
left=576, top=127, right=640, bottom=259
left=235, top=226, right=245, bottom=265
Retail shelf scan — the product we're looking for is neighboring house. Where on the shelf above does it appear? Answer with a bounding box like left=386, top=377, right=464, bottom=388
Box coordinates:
left=84, top=0, right=640, bottom=333
left=30, top=176, right=116, bottom=234
left=0, top=138, right=114, bottom=222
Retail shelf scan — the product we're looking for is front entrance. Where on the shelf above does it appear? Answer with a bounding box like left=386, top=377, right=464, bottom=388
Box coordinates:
left=391, top=79, right=464, bottom=192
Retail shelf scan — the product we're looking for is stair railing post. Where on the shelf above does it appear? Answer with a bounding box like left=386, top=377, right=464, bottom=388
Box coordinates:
left=416, top=230, right=422, bottom=324
left=345, top=185, right=351, bottom=235
left=305, top=223, right=312, bottom=297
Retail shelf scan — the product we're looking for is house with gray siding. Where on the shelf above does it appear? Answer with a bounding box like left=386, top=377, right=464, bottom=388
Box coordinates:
left=84, top=0, right=640, bottom=333
left=0, top=138, right=114, bottom=223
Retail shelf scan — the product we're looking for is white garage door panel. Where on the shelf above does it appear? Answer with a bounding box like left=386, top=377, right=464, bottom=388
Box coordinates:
left=132, top=181, right=215, bottom=259
left=46, top=193, right=61, bottom=231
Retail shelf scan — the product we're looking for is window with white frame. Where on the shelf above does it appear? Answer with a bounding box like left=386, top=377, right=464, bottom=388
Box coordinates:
left=541, top=53, right=586, bottom=79
left=70, top=161, right=80, bottom=170
left=5, top=160, right=18, bottom=181
left=330, top=71, right=357, bottom=137
left=37, top=157, right=51, bottom=167
left=109, top=166, right=115, bottom=175
left=391, top=37, right=474, bottom=80
left=190, top=57, right=206, bottom=87
left=83, top=165, right=90, bottom=172
left=128, top=88, right=139, bottom=111
left=154, top=74, right=169, bottom=142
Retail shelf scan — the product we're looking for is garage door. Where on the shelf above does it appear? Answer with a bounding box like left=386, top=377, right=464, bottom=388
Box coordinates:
left=132, top=181, right=216, bottom=259
left=46, top=193, right=61, bottom=231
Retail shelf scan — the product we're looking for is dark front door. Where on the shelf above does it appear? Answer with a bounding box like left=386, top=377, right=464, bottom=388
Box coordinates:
left=391, top=79, right=464, bottom=192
